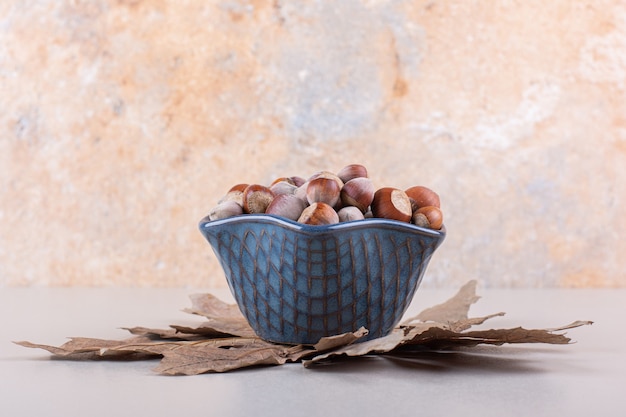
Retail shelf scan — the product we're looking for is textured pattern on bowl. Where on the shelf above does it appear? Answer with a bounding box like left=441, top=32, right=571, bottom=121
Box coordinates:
left=199, top=214, right=446, bottom=344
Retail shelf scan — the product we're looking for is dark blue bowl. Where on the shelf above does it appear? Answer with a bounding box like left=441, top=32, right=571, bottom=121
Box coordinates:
left=199, top=214, right=445, bottom=344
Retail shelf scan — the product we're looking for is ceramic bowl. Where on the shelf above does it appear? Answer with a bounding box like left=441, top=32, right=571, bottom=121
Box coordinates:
left=198, top=214, right=446, bottom=345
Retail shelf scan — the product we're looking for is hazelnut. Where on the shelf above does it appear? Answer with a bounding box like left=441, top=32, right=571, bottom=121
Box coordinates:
left=206, top=165, right=445, bottom=228
left=307, top=171, right=344, bottom=188
left=412, top=206, right=443, bottom=230
left=290, top=176, right=307, bottom=187
left=270, top=180, right=298, bottom=196
left=337, top=206, right=365, bottom=222
left=294, top=181, right=310, bottom=203
left=340, top=177, right=375, bottom=213
left=405, top=185, right=441, bottom=209
left=228, top=183, right=249, bottom=193
left=218, top=191, right=243, bottom=206
left=209, top=200, right=243, bottom=221
left=265, top=194, right=307, bottom=221
left=337, top=164, right=368, bottom=183
left=306, top=176, right=342, bottom=207
left=371, top=187, right=412, bottom=222
left=242, top=184, right=274, bottom=214
left=217, top=183, right=248, bottom=205
left=270, top=177, right=296, bottom=186
left=297, top=202, right=339, bottom=225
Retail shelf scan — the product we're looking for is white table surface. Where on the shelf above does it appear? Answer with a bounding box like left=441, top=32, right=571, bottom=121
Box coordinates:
left=1, top=286, right=624, bottom=417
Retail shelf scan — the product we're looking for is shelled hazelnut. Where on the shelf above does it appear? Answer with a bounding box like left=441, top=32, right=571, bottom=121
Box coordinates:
left=206, top=164, right=444, bottom=230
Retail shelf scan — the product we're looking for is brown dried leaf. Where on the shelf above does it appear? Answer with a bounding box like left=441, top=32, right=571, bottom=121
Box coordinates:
left=123, top=326, right=211, bottom=341
left=543, top=320, right=595, bottom=332
left=16, top=282, right=593, bottom=374
left=153, top=339, right=297, bottom=375
left=183, top=293, right=244, bottom=320
left=151, top=327, right=370, bottom=375
left=168, top=324, right=241, bottom=339
left=302, top=328, right=408, bottom=367
left=171, top=319, right=257, bottom=339
left=15, top=336, right=159, bottom=360
left=402, top=280, right=480, bottom=325
left=180, top=293, right=257, bottom=338
left=125, top=321, right=256, bottom=340
left=105, top=337, right=263, bottom=356
left=446, top=312, right=506, bottom=332
left=401, top=320, right=594, bottom=349
left=312, top=327, right=369, bottom=352
left=304, top=320, right=594, bottom=366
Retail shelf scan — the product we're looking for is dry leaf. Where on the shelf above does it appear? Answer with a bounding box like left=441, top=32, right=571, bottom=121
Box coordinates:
left=302, top=328, right=408, bottom=367
left=312, top=327, right=369, bottom=352
left=401, top=321, right=593, bottom=349
left=109, top=329, right=368, bottom=374
left=15, top=336, right=159, bottom=360
left=109, top=338, right=299, bottom=374
left=402, top=280, right=481, bottom=325
left=16, top=281, right=593, bottom=375
left=445, top=313, right=506, bottom=333
left=181, top=293, right=257, bottom=338
left=183, top=293, right=246, bottom=320
left=123, top=326, right=212, bottom=341
left=155, top=340, right=297, bottom=375
left=171, top=319, right=257, bottom=339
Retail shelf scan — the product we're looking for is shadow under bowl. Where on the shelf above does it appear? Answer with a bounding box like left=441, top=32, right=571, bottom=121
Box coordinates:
left=198, top=214, right=446, bottom=345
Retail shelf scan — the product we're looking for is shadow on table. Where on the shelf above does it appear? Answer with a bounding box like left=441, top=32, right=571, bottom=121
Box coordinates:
left=306, top=345, right=567, bottom=375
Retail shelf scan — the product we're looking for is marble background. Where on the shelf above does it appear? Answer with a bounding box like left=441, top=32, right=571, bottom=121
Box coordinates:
left=1, top=0, right=625, bottom=288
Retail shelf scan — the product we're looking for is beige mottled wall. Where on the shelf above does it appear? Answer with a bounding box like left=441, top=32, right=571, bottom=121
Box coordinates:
left=1, top=0, right=625, bottom=288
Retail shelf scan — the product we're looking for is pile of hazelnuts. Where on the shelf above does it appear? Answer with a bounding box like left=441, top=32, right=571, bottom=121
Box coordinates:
left=207, top=164, right=443, bottom=230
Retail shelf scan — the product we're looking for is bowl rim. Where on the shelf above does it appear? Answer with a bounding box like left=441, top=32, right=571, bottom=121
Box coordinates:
left=199, top=213, right=446, bottom=238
